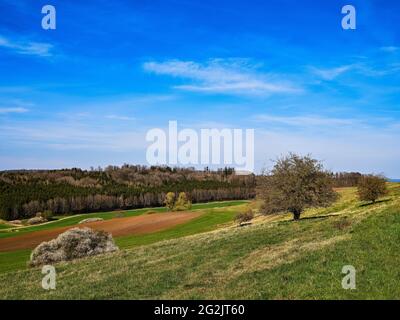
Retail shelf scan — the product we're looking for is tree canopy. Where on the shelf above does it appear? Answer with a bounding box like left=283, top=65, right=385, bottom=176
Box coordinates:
left=257, top=153, right=338, bottom=220
left=357, top=175, right=388, bottom=203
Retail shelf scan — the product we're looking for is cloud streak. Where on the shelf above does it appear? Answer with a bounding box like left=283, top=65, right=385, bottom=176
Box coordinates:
left=0, top=107, right=29, bottom=114
left=0, top=35, right=53, bottom=57
left=144, top=59, right=302, bottom=96
left=0, top=121, right=146, bottom=151
left=310, top=65, right=354, bottom=80
left=252, top=114, right=362, bottom=127
left=380, top=46, right=399, bottom=53
left=105, top=114, right=136, bottom=121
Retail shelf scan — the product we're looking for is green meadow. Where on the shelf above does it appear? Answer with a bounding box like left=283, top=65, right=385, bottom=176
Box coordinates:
left=0, top=185, right=399, bottom=299
left=0, top=200, right=248, bottom=274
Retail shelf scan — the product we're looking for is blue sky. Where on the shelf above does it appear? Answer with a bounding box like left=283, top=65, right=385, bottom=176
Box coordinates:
left=0, top=0, right=399, bottom=177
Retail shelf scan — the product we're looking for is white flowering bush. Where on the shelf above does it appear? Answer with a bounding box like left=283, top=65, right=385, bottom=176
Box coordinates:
left=78, top=217, right=104, bottom=224
left=30, top=227, right=118, bottom=266
left=27, top=216, right=47, bottom=225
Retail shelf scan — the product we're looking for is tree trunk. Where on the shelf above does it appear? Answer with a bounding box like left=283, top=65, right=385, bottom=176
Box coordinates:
left=293, top=210, right=301, bottom=221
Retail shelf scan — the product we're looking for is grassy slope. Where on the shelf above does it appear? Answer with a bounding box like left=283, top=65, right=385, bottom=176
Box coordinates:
left=0, top=201, right=247, bottom=274
left=0, top=224, right=10, bottom=230
left=0, top=185, right=399, bottom=299
left=0, top=250, right=31, bottom=274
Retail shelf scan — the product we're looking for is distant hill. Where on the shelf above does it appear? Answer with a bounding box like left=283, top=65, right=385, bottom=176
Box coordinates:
left=0, top=165, right=256, bottom=220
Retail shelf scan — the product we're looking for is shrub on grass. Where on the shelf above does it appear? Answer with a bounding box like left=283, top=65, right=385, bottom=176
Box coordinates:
left=235, top=209, right=254, bottom=226
left=164, top=192, right=192, bottom=211
left=78, top=217, right=104, bottom=224
left=174, top=192, right=192, bottom=211
left=164, top=192, right=176, bottom=211
left=29, top=227, right=119, bottom=267
left=27, top=216, right=47, bottom=225
left=357, top=175, right=388, bottom=204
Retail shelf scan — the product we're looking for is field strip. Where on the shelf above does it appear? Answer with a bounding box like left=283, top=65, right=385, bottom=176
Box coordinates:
left=0, top=200, right=247, bottom=232
left=0, top=211, right=202, bottom=252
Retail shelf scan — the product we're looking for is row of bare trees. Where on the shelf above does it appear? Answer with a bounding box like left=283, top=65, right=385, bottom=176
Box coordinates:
left=0, top=165, right=255, bottom=220
left=2, top=187, right=254, bottom=220
left=257, top=153, right=389, bottom=220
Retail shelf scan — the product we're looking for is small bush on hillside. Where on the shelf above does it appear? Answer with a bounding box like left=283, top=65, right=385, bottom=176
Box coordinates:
left=164, top=192, right=192, bottom=211
left=30, top=227, right=119, bottom=267
left=235, top=209, right=254, bottom=226
left=164, top=192, right=176, bottom=211
left=357, top=175, right=388, bottom=204
left=27, top=216, right=47, bottom=225
left=174, top=192, right=192, bottom=211
left=78, top=217, right=104, bottom=224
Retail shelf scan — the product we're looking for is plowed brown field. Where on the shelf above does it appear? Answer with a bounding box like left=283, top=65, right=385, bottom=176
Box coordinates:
left=0, top=212, right=201, bottom=252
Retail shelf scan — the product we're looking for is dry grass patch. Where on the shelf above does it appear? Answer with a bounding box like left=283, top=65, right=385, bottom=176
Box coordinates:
left=227, top=234, right=350, bottom=278
left=235, top=235, right=350, bottom=276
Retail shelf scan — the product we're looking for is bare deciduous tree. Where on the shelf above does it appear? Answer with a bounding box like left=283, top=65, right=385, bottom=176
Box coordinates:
left=357, top=175, right=388, bottom=204
left=257, top=153, right=338, bottom=220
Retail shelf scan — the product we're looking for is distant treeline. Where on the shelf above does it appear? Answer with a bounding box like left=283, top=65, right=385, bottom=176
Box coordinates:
left=0, top=165, right=365, bottom=220
left=0, top=165, right=256, bottom=220
left=332, top=172, right=363, bottom=187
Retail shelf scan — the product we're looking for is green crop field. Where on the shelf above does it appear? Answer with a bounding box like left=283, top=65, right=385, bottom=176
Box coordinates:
left=0, top=200, right=248, bottom=274
left=0, top=224, right=11, bottom=230
left=0, top=200, right=247, bottom=240
left=0, top=185, right=399, bottom=299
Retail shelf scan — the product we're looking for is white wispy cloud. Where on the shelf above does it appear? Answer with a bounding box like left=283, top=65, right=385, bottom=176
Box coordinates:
left=252, top=114, right=360, bottom=127
left=0, top=107, right=29, bottom=114
left=355, top=62, right=400, bottom=77
left=310, top=65, right=354, bottom=80
left=143, top=59, right=302, bottom=96
left=0, top=35, right=53, bottom=57
left=310, top=52, right=400, bottom=80
left=105, top=114, right=136, bottom=121
left=380, top=46, right=399, bottom=53
left=0, top=121, right=146, bottom=151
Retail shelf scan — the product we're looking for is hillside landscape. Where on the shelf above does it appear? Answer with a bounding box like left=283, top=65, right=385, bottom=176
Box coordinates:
left=1, top=0, right=399, bottom=305
left=1, top=183, right=399, bottom=299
